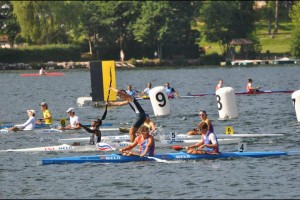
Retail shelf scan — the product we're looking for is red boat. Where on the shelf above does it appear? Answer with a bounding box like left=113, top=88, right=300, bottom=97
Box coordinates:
left=20, top=72, right=64, bottom=77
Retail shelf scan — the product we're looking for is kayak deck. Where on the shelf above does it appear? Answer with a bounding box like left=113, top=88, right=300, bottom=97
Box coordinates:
left=41, top=151, right=290, bottom=165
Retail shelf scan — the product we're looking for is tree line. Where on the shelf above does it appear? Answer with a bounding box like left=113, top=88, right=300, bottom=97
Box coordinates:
left=0, top=1, right=300, bottom=60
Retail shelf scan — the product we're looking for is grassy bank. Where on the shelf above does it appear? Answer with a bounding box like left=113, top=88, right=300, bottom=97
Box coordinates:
left=199, top=18, right=294, bottom=58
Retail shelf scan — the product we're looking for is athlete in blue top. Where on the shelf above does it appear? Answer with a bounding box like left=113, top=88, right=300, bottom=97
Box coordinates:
left=108, top=86, right=146, bottom=142
left=165, top=82, right=178, bottom=98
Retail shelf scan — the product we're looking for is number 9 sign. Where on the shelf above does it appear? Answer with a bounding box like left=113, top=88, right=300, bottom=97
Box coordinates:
left=149, top=86, right=171, bottom=116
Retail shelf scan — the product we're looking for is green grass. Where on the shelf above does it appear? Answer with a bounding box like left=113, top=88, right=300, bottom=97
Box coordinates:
left=197, top=18, right=294, bottom=56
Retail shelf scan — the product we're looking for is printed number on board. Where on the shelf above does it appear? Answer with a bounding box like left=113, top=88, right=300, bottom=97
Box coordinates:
left=216, top=95, right=222, bottom=110
left=156, top=92, right=166, bottom=107
left=238, top=143, right=247, bottom=152
left=170, top=132, right=177, bottom=140
left=225, top=126, right=234, bottom=135
left=60, top=118, right=66, bottom=127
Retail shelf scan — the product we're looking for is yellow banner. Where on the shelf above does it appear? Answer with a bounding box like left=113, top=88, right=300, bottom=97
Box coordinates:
left=102, top=61, right=116, bottom=101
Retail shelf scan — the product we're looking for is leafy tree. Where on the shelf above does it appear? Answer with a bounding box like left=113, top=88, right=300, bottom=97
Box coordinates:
left=0, top=1, right=20, bottom=47
left=132, top=1, right=199, bottom=59
left=199, top=1, right=258, bottom=55
left=12, top=1, right=81, bottom=45
left=290, top=1, right=300, bottom=57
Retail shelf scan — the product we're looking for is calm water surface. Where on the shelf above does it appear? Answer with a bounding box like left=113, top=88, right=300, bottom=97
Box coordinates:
left=1, top=65, right=300, bottom=199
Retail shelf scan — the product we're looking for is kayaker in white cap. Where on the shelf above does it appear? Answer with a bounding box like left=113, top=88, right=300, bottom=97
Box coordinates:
left=57, top=107, right=80, bottom=130
left=9, top=110, right=36, bottom=131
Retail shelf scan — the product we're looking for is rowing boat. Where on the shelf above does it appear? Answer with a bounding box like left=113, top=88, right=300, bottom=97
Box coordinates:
left=183, top=90, right=294, bottom=97
left=41, top=150, right=300, bottom=165
left=19, top=72, right=64, bottom=77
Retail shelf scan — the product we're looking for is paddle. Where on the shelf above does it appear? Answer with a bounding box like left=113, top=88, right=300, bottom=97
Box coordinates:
left=101, top=67, right=112, bottom=120
left=124, top=151, right=169, bottom=163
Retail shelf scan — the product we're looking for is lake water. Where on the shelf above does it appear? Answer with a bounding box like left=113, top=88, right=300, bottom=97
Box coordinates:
left=1, top=65, right=300, bottom=199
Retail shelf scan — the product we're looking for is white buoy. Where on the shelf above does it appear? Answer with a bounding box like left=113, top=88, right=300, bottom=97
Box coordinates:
left=292, top=90, right=300, bottom=122
left=149, top=86, right=171, bottom=116
left=216, top=87, right=238, bottom=120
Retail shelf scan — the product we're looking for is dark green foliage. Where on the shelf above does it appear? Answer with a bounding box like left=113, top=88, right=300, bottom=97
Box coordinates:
left=0, top=44, right=80, bottom=63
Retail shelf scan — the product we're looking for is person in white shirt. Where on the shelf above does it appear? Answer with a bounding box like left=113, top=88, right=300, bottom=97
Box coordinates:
left=57, top=107, right=81, bottom=130
left=9, top=110, right=36, bottom=131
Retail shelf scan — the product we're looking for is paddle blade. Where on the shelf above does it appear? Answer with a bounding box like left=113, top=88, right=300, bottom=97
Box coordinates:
left=96, top=142, right=116, bottom=151
left=172, top=145, right=184, bottom=151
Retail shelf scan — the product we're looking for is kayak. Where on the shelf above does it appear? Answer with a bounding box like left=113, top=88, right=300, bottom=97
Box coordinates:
left=35, top=127, right=122, bottom=134
left=0, top=142, right=133, bottom=153
left=174, top=133, right=284, bottom=139
left=58, top=135, right=240, bottom=145
left=0, top=122, right=113, bottom=129
left=0, top=127, right=122, bottom=134
left=58, top=132, right=283, bottom=144
left=184, top=90, right=294, bottom=97
left=20, top=72, right=64, bottom=77
left=41, top=150, right=300, bottom=165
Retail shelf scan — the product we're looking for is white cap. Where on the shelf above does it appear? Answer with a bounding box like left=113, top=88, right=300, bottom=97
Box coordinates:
left=27, top=109, right=36, bottom=114
left=66, top=107, right=75, bottom=113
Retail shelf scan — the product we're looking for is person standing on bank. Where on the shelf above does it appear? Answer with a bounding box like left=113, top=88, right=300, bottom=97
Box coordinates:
left=107, top=87, right=146, bottom=142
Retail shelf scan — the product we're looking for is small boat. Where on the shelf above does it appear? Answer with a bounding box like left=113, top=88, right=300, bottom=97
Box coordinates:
left=174, top=133, right=284, bottom=139
left=0, top=122, right=113, bottom=130
left=35, top=127, right=123, bottom=134
left=183, top=90, right=294, bottom=97
left=41, top=150, right=300, bottom=165
left=0, top=127, right=122, bottom=134
left=0, top=142, right=133, bottom=153
left=58, top=134, right=240, bottom=145
left=20, top=72, right=64, bottom=77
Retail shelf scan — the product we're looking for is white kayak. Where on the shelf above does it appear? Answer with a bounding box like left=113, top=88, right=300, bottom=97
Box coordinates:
left=58, top=134, right=240, bottom=145
left=0, top=137, right=240, bottom=153
left=35, top=127, right=122, bottom=134
left=0, top=142, right=134, bottom=153
left=174, top=133, right=284, bottom=139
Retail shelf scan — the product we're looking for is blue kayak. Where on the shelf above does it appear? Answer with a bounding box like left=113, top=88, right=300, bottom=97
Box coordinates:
left=41, top=151, right=298, bottom=165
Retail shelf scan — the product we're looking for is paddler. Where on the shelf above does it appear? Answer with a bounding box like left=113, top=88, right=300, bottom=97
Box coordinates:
left=78, top=119, right=102, bottom=145
left=8, top=110, right=36, bottom=131
left=165, top=82, right=178, bottom=98
left=37, top=102, right=52, bottom=127
left=186, top=110, right=214, bottom=135
left=57, top=107, right=81, bottom=130
left=247, top=78, right=260, bottom=93
left=186, top=122, right=219, bottom=154
left=143, top=113, right=157, bottom=136
left=107, top=86, right=147, bottom=142
left=119, top=125, right=155, bottom=157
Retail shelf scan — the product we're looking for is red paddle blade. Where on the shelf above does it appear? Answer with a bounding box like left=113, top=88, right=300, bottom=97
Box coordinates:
left=172, top=146, right=184, bottom=151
